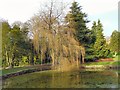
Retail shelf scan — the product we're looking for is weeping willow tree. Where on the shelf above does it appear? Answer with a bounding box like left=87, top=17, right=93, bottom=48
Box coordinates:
left=28, top=0, right=85, bottom=71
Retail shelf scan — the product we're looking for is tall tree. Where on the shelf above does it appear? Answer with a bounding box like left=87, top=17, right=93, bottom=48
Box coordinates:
left=9, top=25, right=23, bottom=67
left=65, top=1, right=89, bottom=45
left=90, top=21, right=97, bottom=44
left=65, top=1, right=92, bottom=62
left=9, top=24, right=31, bottom=67
left=94, top=20, right=106, bottom=58
left=29, top=1, right=70, bottom=66
left=109, top=30, right=120, bottom=54
left=28, top=1, right=85, bottom=67
left=85, top=21, right=97, bottom=61
left=2, top=21, right=11, bottom=67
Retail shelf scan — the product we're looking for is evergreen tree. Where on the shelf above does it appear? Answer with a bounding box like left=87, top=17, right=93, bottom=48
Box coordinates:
left=85, top=21, right=97, bottom=61
left=109, top=30, right=120, bottom=54
left=94, top=20, right=106, bottom=58
left=65, top=1, right=89, bottom=45
left=65, top=1, right=102, bottom=62
left=91, top=21, right=97, bottom=44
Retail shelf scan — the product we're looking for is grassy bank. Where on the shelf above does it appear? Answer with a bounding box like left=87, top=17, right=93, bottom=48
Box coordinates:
left=84, top=61, right=120, bottom=66
left=83, top=55, right=120, bottom=68
left=1, top=64, right=51, bottom=76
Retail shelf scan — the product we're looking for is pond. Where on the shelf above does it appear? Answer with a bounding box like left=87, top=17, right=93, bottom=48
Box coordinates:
left=2, top=69, right=119, bottom=88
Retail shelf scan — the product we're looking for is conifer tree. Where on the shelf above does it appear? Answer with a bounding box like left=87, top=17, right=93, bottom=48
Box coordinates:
left=85, top=21, right=97, bottom=61
left=65, top=1, right=89, bottom=45
left=109, top=30, right=120, bottom=54
left=94, top=20, right=106, bottom=58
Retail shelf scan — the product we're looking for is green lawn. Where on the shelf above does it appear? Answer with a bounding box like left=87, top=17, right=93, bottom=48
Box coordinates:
left=84, top=61, right=120, bottom=66
left=113, top=55, right=120, bottom=61
left=84, top=55, right=120, bottom=66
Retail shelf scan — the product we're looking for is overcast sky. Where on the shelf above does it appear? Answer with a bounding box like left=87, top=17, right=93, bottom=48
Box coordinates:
left=0, top=0, right=119, bottom=36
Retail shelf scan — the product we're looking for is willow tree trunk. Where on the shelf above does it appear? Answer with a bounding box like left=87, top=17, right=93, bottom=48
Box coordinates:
left=41, top=50, right=42, bottom=65
left=11, top=53, right=15, bottom=68
left=30, top=44, right=34, bottom=65
left=6, top=51, right=10, bottom=66
left=81, top=50, right=85, bottom=64
left=76, top=54, right=79, bottom=67
left=52, top=51, right=55, bottom=66
left=82, top=56, right=84, bottom=63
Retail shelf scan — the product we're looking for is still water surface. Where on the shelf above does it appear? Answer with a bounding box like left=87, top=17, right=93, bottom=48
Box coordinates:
left=3, top=70, right=118, bottom=88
